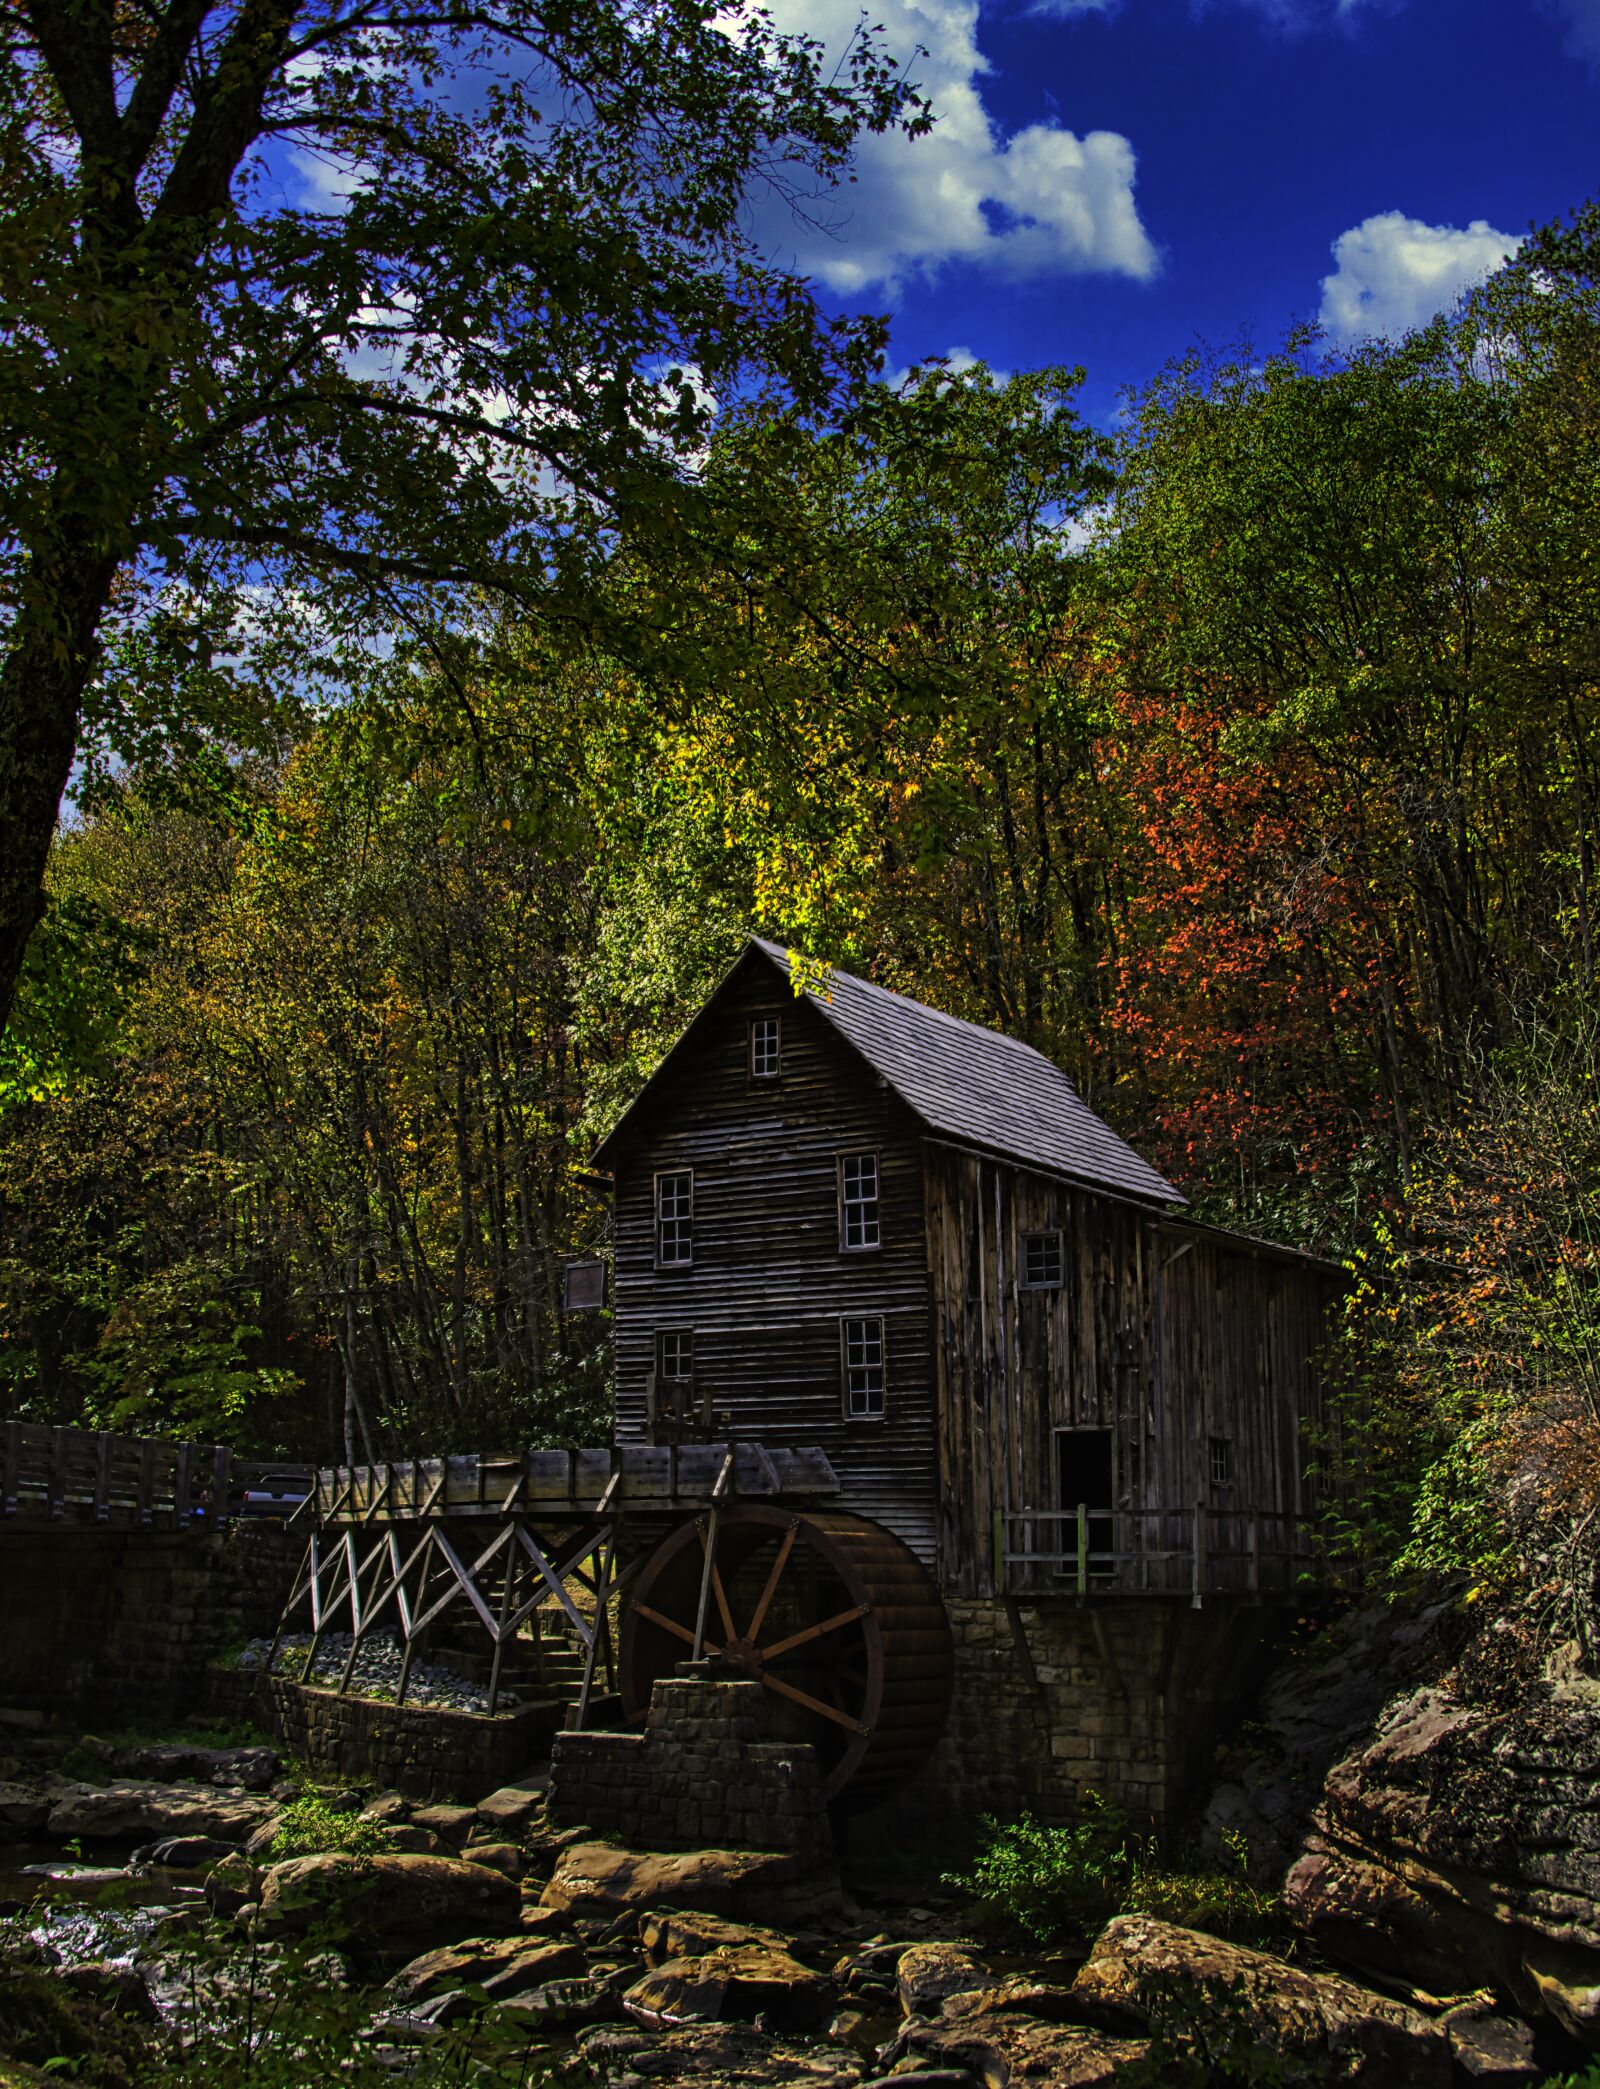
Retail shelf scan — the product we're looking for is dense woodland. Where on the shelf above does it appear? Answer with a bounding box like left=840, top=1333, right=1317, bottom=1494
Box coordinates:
left=2, top=189, right=1598, bottom=1621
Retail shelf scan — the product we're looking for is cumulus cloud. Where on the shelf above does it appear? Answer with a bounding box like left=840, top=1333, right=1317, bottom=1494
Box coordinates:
left=756, top=0, right=1156, bottom=291
left=1317, top=210, right=1519, bottom=342
left=1551, top=0, right=1600, bottom=62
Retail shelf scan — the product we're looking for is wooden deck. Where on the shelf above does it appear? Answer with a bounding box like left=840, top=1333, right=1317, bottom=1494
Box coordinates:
left=997, top=1502, right=1335, bottom=1604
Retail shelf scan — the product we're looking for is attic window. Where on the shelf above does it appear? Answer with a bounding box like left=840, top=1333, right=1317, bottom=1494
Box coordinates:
left=1023, top=1231, right=1063, bottom=1290
left=841, top=1316, right=886, bottom=1420
left=655, top=1170, right=693, bottom=1268
left=839, top=1151, right=880, bottom=1252
left=1209, top=1436, right=1234, bottom=1488
left=749, top=1016, right=781, bottom=1079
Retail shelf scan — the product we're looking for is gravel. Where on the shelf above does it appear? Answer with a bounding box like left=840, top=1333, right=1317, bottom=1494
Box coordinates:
left=234, top=1635, right=512, bottom=1716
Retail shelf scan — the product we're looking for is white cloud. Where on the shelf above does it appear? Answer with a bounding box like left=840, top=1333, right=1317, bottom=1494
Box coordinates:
left=1026, top=0, right=1118, bottom=17
left=1317, top=211, right=1519, bottom=342
left=1200, top=0, right=1390, bottom=28
left=884, top=344, right=1000, bottom=388
left=1552, top=0, right=1600, bottom=62
left=755, top=0, right=1156, bottom=292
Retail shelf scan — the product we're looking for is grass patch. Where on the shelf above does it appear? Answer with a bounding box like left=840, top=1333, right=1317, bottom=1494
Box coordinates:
left=944, top=1800, right=1288, bottom=1950
left=268, top=1795, right=392, bottom=1862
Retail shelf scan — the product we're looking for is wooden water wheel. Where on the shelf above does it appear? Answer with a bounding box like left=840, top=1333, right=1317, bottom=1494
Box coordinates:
left=619, top=1505, right=953, bottom=1806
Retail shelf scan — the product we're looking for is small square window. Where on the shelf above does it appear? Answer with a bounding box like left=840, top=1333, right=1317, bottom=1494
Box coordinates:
left=749, top=1017, right=781, bottom=1079
left=1023, top=1231, right=1063, bottom=1290
left=1209, top=1436, right=1234, bottom=1488
left=841, top=1316, right=886, bottom=1420
left=658, top=1328, right=694, bottom=1382
left=656, top=1170, right=693, bottom=1268
left=839, top=1152, right=880, bottom=1251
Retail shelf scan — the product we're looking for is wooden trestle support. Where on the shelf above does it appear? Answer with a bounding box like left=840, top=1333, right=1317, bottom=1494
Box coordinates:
left=267, top=1444, right=844, bottom=1725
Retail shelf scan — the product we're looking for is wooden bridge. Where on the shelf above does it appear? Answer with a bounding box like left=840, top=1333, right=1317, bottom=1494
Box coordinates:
left=2, top=1419, right=237, bottom=1530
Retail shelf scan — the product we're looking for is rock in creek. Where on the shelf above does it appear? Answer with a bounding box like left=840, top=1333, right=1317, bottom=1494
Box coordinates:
left=541, top=1841, right=843, bottom=1926
left=623, top=1945, right=835, bottom=2034
left=897, top=1941, right=989, bottom=2017
left=389, top=1934, right=588, bottom=2005
left=205, top=1852, right=263, bottom=1917
left=135, top=1833, right=237, bottom=1869
left=1071, top=1912, right=1452, bottom=2086
left=641, top=1911, right=804, bottom=1967
left=885, top=2010, right=1146, bottom=2087
left=463, top=1838, right=524, bottom=1880
left=412, top=1802, right=476, bottom=1848
left=1285, top=1680, right=1600, bottom=2047
left=474, top=1785, right=544, bottom=1841
left=0, top=1781, right=50, bottom=1840
left=579, top=2021, right=861, bottom=2085
left=56, top=1960, right=160, bottom=2023
left=45, top=1778, right=276, bottom=1845
left=257, top=1851, right=520, bottom=1950
left=111, top=1743, right=280, bottom=1792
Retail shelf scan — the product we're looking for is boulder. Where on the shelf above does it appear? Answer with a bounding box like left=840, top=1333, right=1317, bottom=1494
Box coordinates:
left=641, top=1911, right=801, bottom=1967
left=45, top=1779, right=275, bottom=1845
left=578, top=2021, right=860, bottom=2084
left=412, top=1803, right=476, bottom=1848
left=1071, top=1913, right=1451, bottom=2085
left=1284, top=1681, right=1600, bottom=2042
left=56, top=1960, right=159, bottom=2022
left=1441, top=2001, right=1540, bottom=2086
left=390, top=1934, right=588, bottom=2005
left=205, top=1852, right=263, bottom=1917
left=498, top=1976, right=620, bottom=2029
left=361, top=1793, right=413, bottom=1825
left=887, top=2012, right=1146, bottom=2086
left=463, top=1839, right=524, bottom=1880
left=139, top=1834, right=237, bottom=1869
left=897, top=1941, right=989, bottom=2018
left=113, top=1743, right=280, bottom=1792
left=257, top=1851, right=520, bottom=1950
left=541, top=1841, right=842, bottom=1927
left=0, top=1782, right=49, bottom=1840
left=623, top=1946, right=835, bottom=2033
left=943, top=1978, right=1086, bottom=2026
left=386, top=1825, right=446, bottom=1856
left=474, top=1785, right=544, bottom=1842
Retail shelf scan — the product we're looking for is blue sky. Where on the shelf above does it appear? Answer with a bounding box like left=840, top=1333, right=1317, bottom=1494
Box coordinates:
left=755, top=0, right=1600, bottom=422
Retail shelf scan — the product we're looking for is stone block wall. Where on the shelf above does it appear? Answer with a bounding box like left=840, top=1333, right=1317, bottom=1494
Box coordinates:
left=839, top=1596, right=1275, bottom=1862
left=208, top=1670, right=558, bottom=1801
left=547, top=1674, right=831, bottom=1855
left=0, top=1522, right=300, bottom=1729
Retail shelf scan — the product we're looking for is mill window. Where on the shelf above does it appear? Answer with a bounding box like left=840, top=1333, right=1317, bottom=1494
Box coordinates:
left=841, top=1316, right=887, bottom=1420
left=749, top=1016, right=781, bottom=1079
left=1023, top=1231, right=1064, bottom=1290
left=655, top=1170, right=693, bottom=1268
left=839, top=1151, right=881, bottom=1251
left=1209, top=1435, right=1234, bottom=1488
left=656, top=1329, right=695, bottom=1423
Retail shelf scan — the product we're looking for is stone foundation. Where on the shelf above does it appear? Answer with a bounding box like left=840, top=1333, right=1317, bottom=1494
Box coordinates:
left=547, top=1674, right=832, bottom=1855
left=0, top=1522, right=300, bottom=1729
left=839, top=1596, right=1277, bottom=1859
left=208, top=1669, right=559, bottom=1801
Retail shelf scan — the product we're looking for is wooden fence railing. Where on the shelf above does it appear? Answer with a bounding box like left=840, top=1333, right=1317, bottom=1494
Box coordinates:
left=996, top=1503, right=1337, bottom=1605
left=1, top=1420, right=232, bottom=1531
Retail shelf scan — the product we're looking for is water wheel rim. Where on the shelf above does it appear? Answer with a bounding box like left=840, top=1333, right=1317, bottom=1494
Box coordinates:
left=620, top=1505, right=891, bottom=1800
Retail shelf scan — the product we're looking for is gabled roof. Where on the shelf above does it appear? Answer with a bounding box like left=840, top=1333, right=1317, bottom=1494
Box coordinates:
left=593, top=937, right=1185, bottom=1209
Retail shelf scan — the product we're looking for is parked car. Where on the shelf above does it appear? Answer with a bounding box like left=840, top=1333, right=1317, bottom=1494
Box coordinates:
left=233, top=1466, right=313, bottom=1518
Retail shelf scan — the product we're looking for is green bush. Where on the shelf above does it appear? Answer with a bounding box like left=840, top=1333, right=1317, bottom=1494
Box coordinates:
left=267, top=1796, right=391, bottom=1862
left=946, top=1804, right=1287, bottom=1950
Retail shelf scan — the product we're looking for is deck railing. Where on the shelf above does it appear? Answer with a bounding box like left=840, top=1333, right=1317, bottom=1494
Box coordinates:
left=1, top=1419, right=236, bottom=1531
left=996, top=1502, right=1335, bottom=1604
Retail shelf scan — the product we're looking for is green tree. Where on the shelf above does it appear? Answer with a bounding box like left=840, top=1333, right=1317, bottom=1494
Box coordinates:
left=0, top=0, right=927, bottom=1031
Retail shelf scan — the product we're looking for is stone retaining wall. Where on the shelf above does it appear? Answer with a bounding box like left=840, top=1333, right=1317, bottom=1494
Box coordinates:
left=547, top=1674, right=832, bottom=1854
left=207, top=1669, right=558, bottom=1801
left=0, top=1522, right=300, bottom=1730
left=840, top=1596, right=1277, bottom=1862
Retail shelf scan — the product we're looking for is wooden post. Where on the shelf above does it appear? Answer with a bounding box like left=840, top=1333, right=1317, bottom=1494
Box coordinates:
left=1077, top=1502, right=1089, bottom=1596
left=486, top=1535, right=522, bottom=1718
left=2, top=1420, right=19, bottom=1516
left=1191, top=1500, right=1206, bottom=1611
left=576, top=1527, right=616, bottom=1731
left=991, top=1508, right=1005, bottom=1595
left=48, top=1427, right=67, bottom=1519
left=93, top=1433, right=112, bottom=1523
left=138, top=1439, right=157, bottom=1526
left=173, top=1443, right=194, bottom=1526
left=691, top=1512, right=719, bottom=1663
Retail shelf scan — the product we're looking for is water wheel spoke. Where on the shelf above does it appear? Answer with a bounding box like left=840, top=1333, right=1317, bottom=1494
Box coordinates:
left=632, top=1600, right=721, bottom=1656
left=709, top=1563, right=737, bottom=1645
left=759, top=1667, right=869, bottom=1736
left=760, top=1603, right=869, bottom=1662
left=743, top=1525, right=797, bottom=1645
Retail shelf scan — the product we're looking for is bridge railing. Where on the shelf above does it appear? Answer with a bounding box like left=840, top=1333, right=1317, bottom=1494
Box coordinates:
left=1, top=1420, right=233, bottom=1530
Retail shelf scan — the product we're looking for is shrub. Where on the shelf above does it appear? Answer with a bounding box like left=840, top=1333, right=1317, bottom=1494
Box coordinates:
left=1124, top=1829, right=1289, bottom=1950
left=268, top=1796, right=392, bottom=1863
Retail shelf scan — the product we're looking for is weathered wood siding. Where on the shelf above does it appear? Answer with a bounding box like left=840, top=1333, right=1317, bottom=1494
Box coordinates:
left=925, top=1144, right=1341, bottom=1595
left=608, top=965, right=939, bottom=1561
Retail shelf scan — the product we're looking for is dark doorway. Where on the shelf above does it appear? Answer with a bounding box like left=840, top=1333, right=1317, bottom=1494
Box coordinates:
left=1056, top=1427, right=1114, bottom=1582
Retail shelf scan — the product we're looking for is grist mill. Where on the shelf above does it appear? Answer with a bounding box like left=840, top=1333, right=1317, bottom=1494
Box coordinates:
left=4, top=938, right=1343, bottom=1842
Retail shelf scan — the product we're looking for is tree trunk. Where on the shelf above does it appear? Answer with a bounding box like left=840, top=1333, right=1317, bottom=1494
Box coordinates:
left=0, top=529, right=120, bottom=1032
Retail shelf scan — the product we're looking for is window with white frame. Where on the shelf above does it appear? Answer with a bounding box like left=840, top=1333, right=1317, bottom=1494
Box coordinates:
left=655, top=1170, right=693, bottom=1267
left=655, top=1329, right=694, bottom=1422
left=1023, top=1231, right=1064, bottom=1289
left=841, top=1316, right=886, bottom=1420
left=839, top=1151, right=880, bottom=1251
left=749, top=1016, right=781, bottom=1079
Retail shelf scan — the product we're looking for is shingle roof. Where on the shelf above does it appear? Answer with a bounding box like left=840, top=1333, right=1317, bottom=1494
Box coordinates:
left=752, top=939, right=1184, bottom=1207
